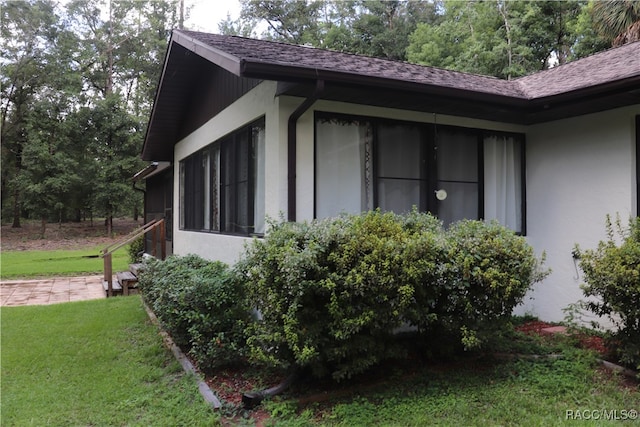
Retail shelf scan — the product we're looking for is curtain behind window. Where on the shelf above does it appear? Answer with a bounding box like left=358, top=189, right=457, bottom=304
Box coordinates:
left=484, top=135, right=522, bottom=232
left=316, top=119, right=371, bottom=219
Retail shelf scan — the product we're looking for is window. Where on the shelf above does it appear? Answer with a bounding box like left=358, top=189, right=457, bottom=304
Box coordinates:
left=315, top=113, right=525, bottom=233
left=179, top=118, right=265, bottom=236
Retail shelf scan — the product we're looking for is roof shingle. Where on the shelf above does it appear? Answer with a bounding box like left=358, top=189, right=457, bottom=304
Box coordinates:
left=175, top=29, right=640, bottom=101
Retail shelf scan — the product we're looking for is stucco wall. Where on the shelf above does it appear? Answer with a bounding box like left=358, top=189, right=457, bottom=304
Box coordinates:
left=171, top=81, right=638, bottom=323
left=172, top=81, right=284, bottom=264
left=518, top=105, right=639, bottom=322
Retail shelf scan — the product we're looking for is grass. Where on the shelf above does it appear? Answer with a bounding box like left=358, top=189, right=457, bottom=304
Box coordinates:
left=1, top=296, right=220, bottom=426
left=0, top=247, right=130, bottom=280
left=254, top=332, right=639, bottom=426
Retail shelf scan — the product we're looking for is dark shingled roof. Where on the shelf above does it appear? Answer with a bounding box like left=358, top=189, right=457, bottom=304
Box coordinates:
left=142, top=30, right=640, bottom=161
left=176, top=29, right=640, bottom=101
left=515, top=41, right=640, bottom=99
left=176, top=29, right=527, bottom=99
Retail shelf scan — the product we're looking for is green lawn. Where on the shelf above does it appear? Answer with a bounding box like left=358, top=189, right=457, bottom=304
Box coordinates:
left=261, top=337, right=640, bottom=426
left=0, top=247, right=130, bottom=280
left=1, top=296, right=219, bottom=426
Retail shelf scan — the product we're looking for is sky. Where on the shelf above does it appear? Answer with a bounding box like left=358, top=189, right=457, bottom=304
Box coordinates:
left=185, top=0, right=242, bottom=33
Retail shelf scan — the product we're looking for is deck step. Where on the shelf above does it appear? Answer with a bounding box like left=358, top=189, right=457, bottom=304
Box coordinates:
left=103, top=279, right=123, bottom=296
left=117, top=271, right=138, bottom=296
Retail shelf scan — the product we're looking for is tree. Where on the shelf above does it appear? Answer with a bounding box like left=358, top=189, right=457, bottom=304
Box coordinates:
left=591, top=0, right=640, bottom=46
left=239, top=0, right=324, bottom=44
left=1, top=0, right=80, bottom=227
left=21, top=96, right=81, bottom=236
left=2, top=0, right=178, bottom=232
left=407, top=0, right=587, bottom=79
left=337, top=0, right=440, bottom=60
left=235, top=0, right=439, bottom=60
left=62, top=0, right=179, bottom=233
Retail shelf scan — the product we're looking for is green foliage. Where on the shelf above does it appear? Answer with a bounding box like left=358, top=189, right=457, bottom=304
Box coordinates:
left=1, top=0, right=178, bottom=226
left=443, top=220, right=549, bottom=348
left=138, top=254, right=251, bottom=370
left=237, top=211, right=424, bottom=380
left=406, top=0, right=590, bottom=78
left=237, top=211, right=546, bottom=381
left=577, top=215, right=640, bottom=371
left=128, top=234, right=145, bottom=263
left=237, top=0, right=439, bottom=60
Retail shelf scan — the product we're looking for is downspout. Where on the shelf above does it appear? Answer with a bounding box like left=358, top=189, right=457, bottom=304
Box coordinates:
left=287, top=80, right=325, bottom=222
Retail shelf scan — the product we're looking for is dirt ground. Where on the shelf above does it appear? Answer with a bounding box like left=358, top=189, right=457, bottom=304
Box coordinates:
left=1, top=218, right=141, bottom=251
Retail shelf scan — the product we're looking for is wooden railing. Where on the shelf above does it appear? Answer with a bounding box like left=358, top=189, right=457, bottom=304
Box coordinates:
left=101, top=218, right=166, bottom=297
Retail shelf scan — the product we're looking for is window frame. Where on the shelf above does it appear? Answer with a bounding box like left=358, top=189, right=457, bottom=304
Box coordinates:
left=179, top=117, right=265, bottom=237
left=314, top=111, right=527, bottom=234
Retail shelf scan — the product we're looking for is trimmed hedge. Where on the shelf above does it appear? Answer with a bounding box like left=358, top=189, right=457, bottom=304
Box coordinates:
left=577, top=216, right=640, bottom=372
left=137, top=254, right=251, bottom=370
left=237, top=211, right=547, bottom=381
left=443, top=220, right=548, bottom=348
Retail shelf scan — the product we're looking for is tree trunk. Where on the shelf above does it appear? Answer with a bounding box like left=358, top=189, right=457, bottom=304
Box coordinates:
left=40, top=215, right=47, bottom=239
left=11, top=189, right=21, bottom=228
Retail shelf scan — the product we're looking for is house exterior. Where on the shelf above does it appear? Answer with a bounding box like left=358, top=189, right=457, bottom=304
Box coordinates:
left=141, top=30, right=640, bottom=322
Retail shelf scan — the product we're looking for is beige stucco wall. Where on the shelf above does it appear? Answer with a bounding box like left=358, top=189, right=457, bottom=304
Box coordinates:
left=516, top=105, right=639, bottom=322
left=171, top=79, right=638, bottom=322
left=172, top=81, right=284, bottom=264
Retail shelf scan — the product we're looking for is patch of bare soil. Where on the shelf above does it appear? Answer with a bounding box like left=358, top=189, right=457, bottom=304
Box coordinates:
left=1, top=218, right=141, bottom=251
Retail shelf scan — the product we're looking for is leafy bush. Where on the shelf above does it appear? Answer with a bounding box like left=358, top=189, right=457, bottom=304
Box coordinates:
left=237, top=211, right=546, bottom=381
left=138, top=254, right=251, bottom=370
left=577, top=216, right=640, bottom=371
left=443, top=220, right=549, bottom=348
left=237, top=211, right=446, bottom=381
left=127, top=234, right=145, bottom=263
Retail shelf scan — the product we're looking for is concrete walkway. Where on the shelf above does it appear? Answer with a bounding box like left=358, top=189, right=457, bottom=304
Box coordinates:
left=1, top=275, right=106, bottom=306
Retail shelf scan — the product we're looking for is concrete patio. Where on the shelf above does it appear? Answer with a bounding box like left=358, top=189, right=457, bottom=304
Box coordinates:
left=1, top=275, right=106, bottom=306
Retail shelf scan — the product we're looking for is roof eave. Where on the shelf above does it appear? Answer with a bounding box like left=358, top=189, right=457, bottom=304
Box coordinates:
left=240, top=60, right=530, bottom=107
left=172, top=29, right=242, bottom=75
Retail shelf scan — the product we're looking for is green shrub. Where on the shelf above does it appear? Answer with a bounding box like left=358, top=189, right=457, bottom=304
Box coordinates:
left=138, top=254, right=251, bottom=370
left=237, top=211, right=447, bottom=381
left=443, top=220, right=549, bottom=348
left=577, top=216, right=640, bottom=371
left=237, top=212, right=547, bottom=380
left=127, top=235, right=145, bottom=263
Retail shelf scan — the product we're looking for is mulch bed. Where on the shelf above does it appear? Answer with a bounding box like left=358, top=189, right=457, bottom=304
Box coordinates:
left=515, top=320, right=610, bottom=356
left=206, top=320, right=638, bottom=426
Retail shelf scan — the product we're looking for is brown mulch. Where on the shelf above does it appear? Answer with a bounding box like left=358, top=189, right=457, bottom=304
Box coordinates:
left=1, top=218, right=141, bottom=251
left=515, top=320, right=612, bottom=358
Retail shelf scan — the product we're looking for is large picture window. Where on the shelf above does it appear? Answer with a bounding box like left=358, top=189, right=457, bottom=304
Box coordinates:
left=179, top=118, right=265, bottom=236
left=315, top=113, right=525, bottom=233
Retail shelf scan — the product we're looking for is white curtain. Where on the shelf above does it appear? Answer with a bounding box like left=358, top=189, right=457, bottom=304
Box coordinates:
left=253, top=127, right=266, bottom=234
left=316, top=120, right=370, bottom=219
left=484, top=135, right=522, bottom=232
